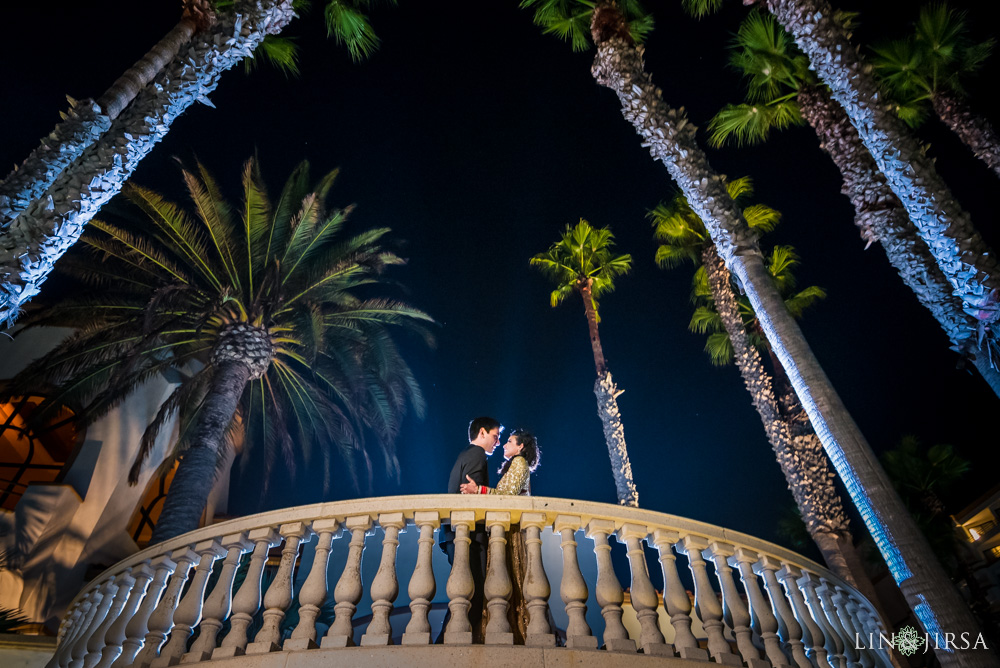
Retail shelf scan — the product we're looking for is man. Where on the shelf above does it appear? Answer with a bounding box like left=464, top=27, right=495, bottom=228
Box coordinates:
left=440, top=416, right=502, bottom=641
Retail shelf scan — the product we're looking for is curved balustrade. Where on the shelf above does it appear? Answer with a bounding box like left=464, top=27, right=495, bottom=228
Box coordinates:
left=50, top=495, right=892, bottom=668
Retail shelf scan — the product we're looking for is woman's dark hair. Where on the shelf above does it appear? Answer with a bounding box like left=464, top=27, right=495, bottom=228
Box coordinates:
left=498, top=428, right=541, bottom=477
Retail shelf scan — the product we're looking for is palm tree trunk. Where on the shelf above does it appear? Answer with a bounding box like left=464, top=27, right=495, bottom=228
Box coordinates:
left=764, top=0, right=1000, bottom=361
left=578, top=279, right=607, bottom=375
left=932, top=91, right=1000, bottom=180
left=589, top=4, right=989, bottom=662
left=0, top=1, right=214, bottom=230
left=148, top=359, right=252, bottom=544
left=593, top=371, right=639, bottom=507
left=0, top=0, right=297, bottom=325
left=796, top=84, right=1000, bottom=395
left=578, top=278, right=638, bottom=506
left=702, top=247, right=860, bottom=578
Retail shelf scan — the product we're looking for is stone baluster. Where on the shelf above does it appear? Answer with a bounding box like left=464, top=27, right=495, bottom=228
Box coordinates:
left=185, top=532, right=253, bottom=661
left=95, top=562, right=154, bottom=668
left=521, top=512, right=554, bottom=647
left=213, top=527, right=280, bottom=659
left=585, top=519, right=633, bottom=653
left=798, top=571, right=846, bottom=668
left=69, top=580, right=115, bottom=668
left=678, top=535, right=739, bottom=665
left=756, top=557, right=811, bottom=668
left=83, top=571, right=135, bottom=668
left=402, top=512, right=440, bottom=645
left=852, top=601, right=892, bottom=668
left=248, top=521, right=310, bottom=653
left=779, top=564, right=832, bottom=668
left=133, top=547, right=198, bottom=668
left=482, top=511, right=513, bottom=645
left=52, top=596, right=92, bottom=668
left=362, top=513, right=406, bottom=646
left=323, top=514, right=372, bottom=647
left=816, top=579, right=860, bottom=668
left=112, top=555, right=176, bottom=668
left=831, top=585, right=872, bottom=668
left=732, top=548, right=788, bottom=667
left=442, top=510, right=475, bottom=644
left=621, top=524, right=671, bottom=656
left=153, top=539, right=227, bottom=666
left=705, top=541, right=763, bottom=668
left=56, top=602, right=80, bottom=655
left=285, top=519, right=339, bottom=651
left=556, top=515, right=596, bottom=650
left=651, top=530, right=707, bottom=661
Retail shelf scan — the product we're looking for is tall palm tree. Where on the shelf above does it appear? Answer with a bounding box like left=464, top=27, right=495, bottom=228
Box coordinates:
left=522, top=1, right=988, bottom=659
left=709, top=10, right=1000, bottom=396
left=3, top=156, right=432, bottom=544
left=652, top=179, right=880, bottom=601
left=0, top=0, right=392, bottom=325
left=871, top=3, right=999, bottom=178
left=530, top=219, right=638, bottom=507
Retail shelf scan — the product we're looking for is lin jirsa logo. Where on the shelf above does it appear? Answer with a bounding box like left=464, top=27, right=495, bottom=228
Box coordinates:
left=857, top=624, right=990, bottom=656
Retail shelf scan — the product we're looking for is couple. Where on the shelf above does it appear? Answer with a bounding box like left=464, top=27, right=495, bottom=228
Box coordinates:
left=442, top=417, right=542, bottom=643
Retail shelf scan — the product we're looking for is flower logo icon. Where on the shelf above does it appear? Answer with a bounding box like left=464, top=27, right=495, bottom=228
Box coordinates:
left=895, top=625, right=925, bottom=656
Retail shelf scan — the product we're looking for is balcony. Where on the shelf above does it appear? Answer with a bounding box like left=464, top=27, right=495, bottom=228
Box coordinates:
left=48, top=495, right=890, bottom=668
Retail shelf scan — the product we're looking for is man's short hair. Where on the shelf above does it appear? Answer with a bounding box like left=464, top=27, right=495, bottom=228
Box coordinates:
left=468, top=416, right=503, bottom=441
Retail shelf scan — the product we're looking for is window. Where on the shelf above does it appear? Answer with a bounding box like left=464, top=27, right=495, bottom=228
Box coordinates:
left=0, top=395, right=79, bottom=510
left=127, top=460, right=179, bottom=548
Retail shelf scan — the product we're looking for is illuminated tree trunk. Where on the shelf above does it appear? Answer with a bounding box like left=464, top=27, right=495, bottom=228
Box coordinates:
left=579, top=279, right=638, bottom=507
left=763, top=0, right=1000, bottom=351
left=0, top=0, right=297, bottom=325
left=0, top=1, right=215, bottom=230
left=589, top=3, right=989, bottom=662
left=796, top=84, right=1000, bottom=397
left=932, top=91, right=1000, bottom=180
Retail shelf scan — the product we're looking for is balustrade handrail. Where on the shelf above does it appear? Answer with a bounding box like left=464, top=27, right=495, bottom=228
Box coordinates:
left=53, top=495, right=893, bottom=668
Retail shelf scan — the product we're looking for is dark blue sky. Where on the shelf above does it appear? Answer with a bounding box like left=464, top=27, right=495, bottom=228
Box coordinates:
left=3, top=0, right=997, bottom=554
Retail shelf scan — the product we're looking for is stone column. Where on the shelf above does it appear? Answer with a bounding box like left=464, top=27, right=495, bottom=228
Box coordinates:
left=362, top=512, right=406, bottom=646
left=483, top=511, right=513, bottom=645
left=153, top=539, right=227, bottom=666
left=679, top=535, right=739, bottom=666
left=95, top=562, right=152, bottom=668
left=323, top=514, right=372, bottom=648
left=651, top=529, right=707, bottom=661
left=620, top=523, right=670, bottom=656
left=68, top=579, right=115, bottom=668
left=556, top=515, right=596, bottom=650
left=84, top=571, right=135, bottom=668
left=402, top=511, right=440, bottom=645
left=443, top=510, right=475, bottom=645
left=133, top=548, right=197, bottom=668
left=521, top=512, right=554, bottom=647
left=185, top=532, right=253, bottom=661
left=780, top=564, right=833, bottom=668
left=732, top=547, right=788, bottom=667
left=213, top=527, right=280, bottom=659
left=586, top=519, right=633, bottom=653
left=112, top=555, right=175, bottom=668
left=757, top=556, right=811, bottom=668
left=799, top=571, right=846, bottom=668
left=285, top=519, right=339, bottom=651
left=248, top=522, right=310, bottom=653
left=705, top=541, right=763, bottom=668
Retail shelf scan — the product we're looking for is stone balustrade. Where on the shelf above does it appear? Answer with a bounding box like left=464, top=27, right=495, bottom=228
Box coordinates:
left=48, top=495, right=892, bottom=668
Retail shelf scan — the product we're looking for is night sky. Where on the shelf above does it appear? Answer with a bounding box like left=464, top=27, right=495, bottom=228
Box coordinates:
left=3, top=0, right=998, bottom=556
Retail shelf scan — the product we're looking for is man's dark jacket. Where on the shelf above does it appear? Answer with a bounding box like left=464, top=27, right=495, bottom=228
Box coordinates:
left=440, top=444, right=490, bottom=550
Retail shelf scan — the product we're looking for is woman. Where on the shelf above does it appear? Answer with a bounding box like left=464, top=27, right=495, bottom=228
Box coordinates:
left=459, top=429, right=541, bottom=643
left=460, top=428, right=540, bottom=496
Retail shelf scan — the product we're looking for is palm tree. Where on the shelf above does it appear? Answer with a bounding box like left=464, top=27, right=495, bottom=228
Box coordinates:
left=652, top=179, right=880, bottom=599
left=530, top=219, right=638, bottom=507
left=710, top=10, right=1000, bottom=396
left=522, top=1, right=988, bottom=658
left=0, top=0, right=392, bottom=325
left=3, top=156, right=432, bottom=543
left=871, top=3, right=999, bottom=178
